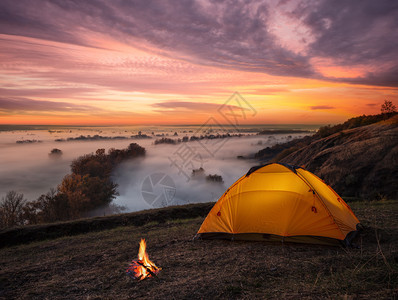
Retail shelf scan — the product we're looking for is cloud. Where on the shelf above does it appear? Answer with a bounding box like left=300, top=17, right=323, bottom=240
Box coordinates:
left=0, top=0, right=397, bottom=89
left=299, top=0, right=398, bottom=64
left=152, top=101, right=244, bottom=112
left=0, top=34, right=237, bottom=96
left=343, top=66, right=398, bottom=87
left=0, top=0, right=315, bottom=79
left=310, top=105, right=335, bottom=110
left=0, top=97, right=101, bottom=113
left=0, top=87, right=101, bottom=99
left=297, top=0, right=398, bottom=86
left=251, top=88, right=290, bottom=95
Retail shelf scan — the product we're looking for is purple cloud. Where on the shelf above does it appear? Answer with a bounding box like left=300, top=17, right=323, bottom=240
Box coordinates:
left=0, top=0, right=315, bottom=79
left=310, top=105, right=335, bottom=110
left=0, top=0, right=397, bottom=87
left=297, top=0, right=398, bottom=86
left=0, top=97, right=101, bottom=113
left=0, top=88, right=102, bottom=99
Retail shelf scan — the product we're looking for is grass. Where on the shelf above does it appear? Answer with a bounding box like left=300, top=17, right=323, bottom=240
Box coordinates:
left=0, top=201, right=397, bottom=299
left=0, top=202, right=214, bottom=248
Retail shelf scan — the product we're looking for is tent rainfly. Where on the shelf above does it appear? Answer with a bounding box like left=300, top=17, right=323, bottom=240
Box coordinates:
left=195, top=163, right=361, bottom=246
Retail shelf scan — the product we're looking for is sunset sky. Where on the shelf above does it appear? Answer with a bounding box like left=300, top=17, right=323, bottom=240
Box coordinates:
left=0, top=0, right=397, bottom=125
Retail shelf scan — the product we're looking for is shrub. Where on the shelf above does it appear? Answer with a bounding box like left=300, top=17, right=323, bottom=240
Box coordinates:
left=0, top=191, right=26, bottom=228
left=154, top=138, right=177, bottom=145
left=49, top=148, right=63, bottom=157
left=381, top=100, right=396, bottom=114
left=206, top=174, right=224, bottom=183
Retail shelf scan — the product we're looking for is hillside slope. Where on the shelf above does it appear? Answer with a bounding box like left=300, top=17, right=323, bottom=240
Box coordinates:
left=280, top=116, right=398, bottom=199
left=0, top=203, right=213, bottom=248
left=0, top=201, right=397, bottom=299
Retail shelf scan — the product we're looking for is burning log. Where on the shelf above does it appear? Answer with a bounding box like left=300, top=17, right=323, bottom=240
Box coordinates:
left=136, top=260, right=159, bottom=278
left=126, top=239, right=161, bottom=280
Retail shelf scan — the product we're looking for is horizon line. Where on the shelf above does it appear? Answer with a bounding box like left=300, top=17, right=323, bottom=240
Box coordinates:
left=0, top=123, right=327, bottom=128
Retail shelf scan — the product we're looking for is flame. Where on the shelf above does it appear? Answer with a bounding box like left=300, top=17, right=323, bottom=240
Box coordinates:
left=126, top=239, right=161, bottom=280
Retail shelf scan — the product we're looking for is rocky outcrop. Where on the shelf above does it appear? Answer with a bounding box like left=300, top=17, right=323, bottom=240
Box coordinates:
left=280, top=116, right=398, bottom=199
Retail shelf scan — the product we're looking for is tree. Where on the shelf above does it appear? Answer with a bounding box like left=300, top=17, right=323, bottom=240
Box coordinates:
left=191, top=167, right=205, bottom=179
left=4, top=144, right=146, bottom=226
left=381, top=100, right=396, bottom=114
left=0, top=191, right=26, bottom=228
left=23, top=189, right=70, bottom=224
left=71, top=153, right=111, bottom=179
left=58, top=173, right=118, bottom=219
left=58, top=174, right=91, bottom=218
left=206, top=174, right=224, bottom=183
left=49, top=148, right=63, bottom=156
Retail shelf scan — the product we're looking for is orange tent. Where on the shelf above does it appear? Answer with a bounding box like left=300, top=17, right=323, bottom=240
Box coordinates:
left=196, top=163, right=360, bottom=246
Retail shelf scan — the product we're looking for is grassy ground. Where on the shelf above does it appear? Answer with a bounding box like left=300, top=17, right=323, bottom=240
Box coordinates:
left=0, top=201, right=397, bottom=299
left=0, top=203, right=214, bottom=248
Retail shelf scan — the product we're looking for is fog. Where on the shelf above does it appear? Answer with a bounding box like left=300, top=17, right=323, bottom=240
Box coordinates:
left=0, top=126, right=313, bottom=213
left=113, top=138, right=264, bottom=212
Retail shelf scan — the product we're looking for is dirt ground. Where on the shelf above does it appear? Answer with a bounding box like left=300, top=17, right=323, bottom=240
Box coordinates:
left=0, top=201, right=397, bottom=299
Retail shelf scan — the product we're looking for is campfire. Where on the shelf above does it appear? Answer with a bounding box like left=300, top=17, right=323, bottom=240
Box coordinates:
left=126, top=239, right=161, bottom=280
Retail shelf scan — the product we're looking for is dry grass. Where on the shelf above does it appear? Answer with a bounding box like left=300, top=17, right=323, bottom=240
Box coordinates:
left=0, top=201, right=397, bottom=299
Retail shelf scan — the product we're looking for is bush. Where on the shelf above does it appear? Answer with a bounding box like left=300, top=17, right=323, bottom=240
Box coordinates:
left=206, top=174, right=224, bottom=183
left=58, top=174, right=118, bottom=219
left=154, top=138, right=177, bottom=145
left=381, top=100, right=396, bottom=114
left=71, top=143, right=145, bottom=179
left=315, top=113, right=397, bottom=138
left=192, top=167, right=205, bottom=178
left=23, top=189, right=70, bottom=224
left=49, top=148, right=63, bottom=157
left=0, top=191, right=26, bottom=228
left=58, top=144, right=144, bottom=219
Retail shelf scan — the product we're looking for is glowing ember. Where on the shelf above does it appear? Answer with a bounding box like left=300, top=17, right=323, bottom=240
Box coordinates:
left=126, top=239, right=161, bottom=280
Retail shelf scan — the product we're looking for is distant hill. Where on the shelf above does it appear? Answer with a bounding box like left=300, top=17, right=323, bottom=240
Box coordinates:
left=279, top=116, right=398, bottom=199
left=255, top=113, right=397, bottom=162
